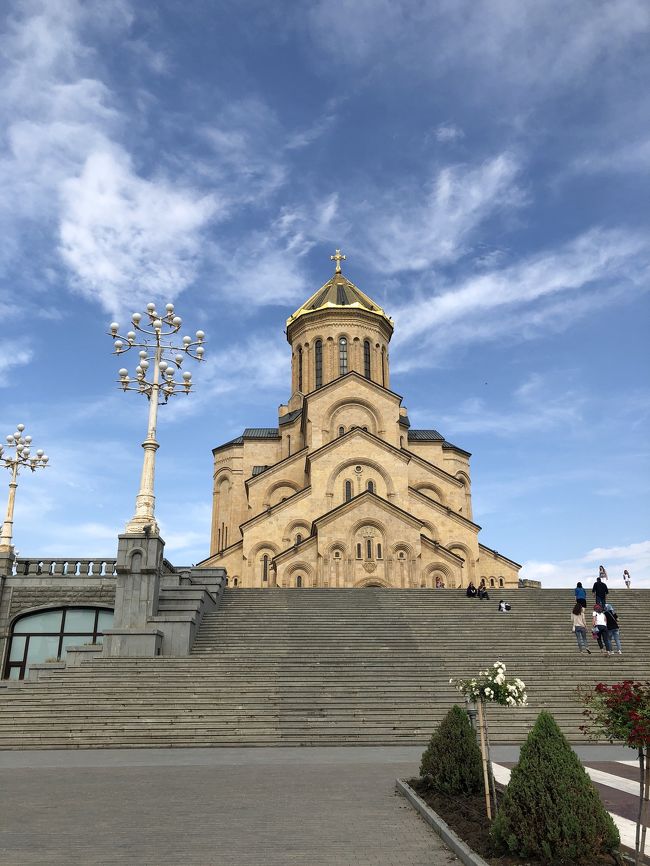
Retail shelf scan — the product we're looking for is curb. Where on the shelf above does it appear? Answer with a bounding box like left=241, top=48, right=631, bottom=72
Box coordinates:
left=396, top=778, right=490, bottom=866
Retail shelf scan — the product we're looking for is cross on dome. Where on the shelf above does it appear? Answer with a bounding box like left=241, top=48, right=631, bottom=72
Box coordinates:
left=330, top=249, right=346, bottom=274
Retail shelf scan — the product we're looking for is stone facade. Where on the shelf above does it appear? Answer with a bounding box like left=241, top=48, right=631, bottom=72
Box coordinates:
left=201, top=267, right=521, bottom=590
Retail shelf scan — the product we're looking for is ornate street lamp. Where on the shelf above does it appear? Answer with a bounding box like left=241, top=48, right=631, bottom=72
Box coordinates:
left=0, top=424, right=49, bottom=553
left=109, top=302, right=205, bottom=535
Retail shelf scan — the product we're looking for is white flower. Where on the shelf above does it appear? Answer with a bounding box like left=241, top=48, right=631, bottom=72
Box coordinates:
left=495, top=673, right=505, bottom=685
left=449, top=678, right=454, bottom=685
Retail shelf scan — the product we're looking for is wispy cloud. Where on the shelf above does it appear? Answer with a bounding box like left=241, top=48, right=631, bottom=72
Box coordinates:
left=521, top=539, right=650, bottom=588
left=434, top=123, right=464, bottom=143
left=0, top=340, right=33, bottom=381
left=427, top=373, right=585, bottom=438
left=358, top=153, right=523, bottom=273
left=391, top=228, right=649, bottom=367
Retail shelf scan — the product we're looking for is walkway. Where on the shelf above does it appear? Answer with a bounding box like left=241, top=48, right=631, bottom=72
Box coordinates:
left=0, top=746, right=454, bottom=866
left=0, top=745, right=638, bottom=865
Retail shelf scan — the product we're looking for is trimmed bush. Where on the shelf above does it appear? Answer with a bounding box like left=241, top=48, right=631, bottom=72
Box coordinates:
left=491, top=710, right=620, bottom=863
left=419, top=704, right=482, bottom=795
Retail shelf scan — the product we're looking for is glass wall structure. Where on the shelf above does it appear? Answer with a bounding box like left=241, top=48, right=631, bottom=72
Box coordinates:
left=4, top=607, right=114, bottom=680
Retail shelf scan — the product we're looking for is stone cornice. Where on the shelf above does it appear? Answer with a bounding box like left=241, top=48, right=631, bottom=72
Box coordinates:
left=311, top=489, right=424, bottom=533
left=420, top=534, right=465, bottom=565
left=272, top=534, right=317, bottom=565
left=402, top=448, right=465, bottom=487
left=239, top=486, right=312, bottom=532
left=244, top=447, right=308, bottom=490
left=195, top=538, right=243, bottom=567
left=408, top=486, right=482, bottom=532
left=479, top=543, right=522, bottom=569
left=306, top=424, right=410, bottom=469
left=302, top=370, right=403, bottom=407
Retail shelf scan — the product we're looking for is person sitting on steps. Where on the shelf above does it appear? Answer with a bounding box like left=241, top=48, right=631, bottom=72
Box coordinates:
left=498, top=599, right=511, bottom=612
left=466, top=582, right=477, bottom=598
left=477, top=578, right=489, bottom=600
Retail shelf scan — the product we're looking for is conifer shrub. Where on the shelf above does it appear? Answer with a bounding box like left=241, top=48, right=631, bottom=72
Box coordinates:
left=419, top=704, right=482, bottom=795
left=491, top=710, right=620, bottom=863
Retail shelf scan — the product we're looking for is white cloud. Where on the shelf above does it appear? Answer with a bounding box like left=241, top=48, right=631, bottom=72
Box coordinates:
left=431, top=373, right=584, bottom=437
left=391, top=228, right=650, bottom=366
left=434, top=123, right=464, bottom=143
left=358, top=153, right=523, bottom=273
left=521, top=540, right=650, bottom=588
left=308, top=0, right=650, bottom=96
left=574, top=137, right=650, bottom=174
left=0, top=341, right=33, bottom=381
left=59, top=148, right=219, bottom=313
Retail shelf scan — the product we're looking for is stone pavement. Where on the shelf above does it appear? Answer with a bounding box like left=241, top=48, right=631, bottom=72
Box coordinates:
left=0, top=745, right=632, bottom=865
left=0, top=746, right=458, bottom=866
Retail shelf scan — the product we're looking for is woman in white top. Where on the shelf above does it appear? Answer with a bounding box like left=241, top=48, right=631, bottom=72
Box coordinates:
left=571, top=603, right=590, bottom=653
left=592, top=604, right=612, bottom=655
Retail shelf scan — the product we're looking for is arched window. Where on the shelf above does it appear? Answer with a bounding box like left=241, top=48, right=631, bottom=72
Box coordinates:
left=338, top=426, right=345, bottom=437
left=233, top=578, right=238, bottom=587
left=344, top=480, right=352, bottom=502
left=490, top=578, right=495, bottom=588
left=4, top=607, right=114, bottom=680
left=295, top=534, right=302, bottom=545
left=333, top=550, right=341, bottom=560
left=315, top=340, right=323, bottom=389
left=262, top=554, right=269, bottom=582
left=298, top=347, right=303, bottom=392
left=356, top=543, right=362, bottom=559
left=296, top=575, right=302, bottom=588
left=339, top=337, right=348, bottom=376
left=381, top=346, right=386, bottom=387
left=364, top=340, right=371, bottom=379
left=367, top=480, right=375, bottom=493
left=499, top=578, right=504, bottom=587
left=377, top=543, right=382, bottom=559
left=366, top=539, right=373, bottom=559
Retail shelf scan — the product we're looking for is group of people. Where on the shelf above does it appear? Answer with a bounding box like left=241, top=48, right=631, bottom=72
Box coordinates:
left=466, top=579, right=490, bottom=600
left=571, top=568, right=623, bottom=655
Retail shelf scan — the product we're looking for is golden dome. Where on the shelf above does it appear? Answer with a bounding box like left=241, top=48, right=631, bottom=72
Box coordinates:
left=286, top=251, right=392, bottom=331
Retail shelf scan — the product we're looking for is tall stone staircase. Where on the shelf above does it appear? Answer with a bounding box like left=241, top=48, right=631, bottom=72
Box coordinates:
left=0, top=588, right=648, bottom=749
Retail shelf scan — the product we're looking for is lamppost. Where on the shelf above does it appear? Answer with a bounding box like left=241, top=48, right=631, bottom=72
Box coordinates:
left=0, top=425, right=49, bottom=553
left=109, top=302, right=204, bottom=536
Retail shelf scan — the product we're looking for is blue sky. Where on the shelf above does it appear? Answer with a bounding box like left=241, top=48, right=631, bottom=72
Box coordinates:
left=1, top=0, right=648, bottom=587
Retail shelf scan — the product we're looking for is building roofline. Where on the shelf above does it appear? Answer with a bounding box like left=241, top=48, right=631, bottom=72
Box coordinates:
left=244, top=447, right=308, bottom=489
left=306, top=422, right=410, bottom=468
left=302, top=369, right=403, bottom=405
left=239, top=485, right=312, bottom=531
left=420, top=534, right=466, bottom=564
left=195, top=538, right=243, bottom=567
left=402, top=448, right=465, bottom=487
left=479, top=543, right=522, bottom=569
left=408, top=486, right=482, bottom=531
left=311, top=489, right=424, bottom=533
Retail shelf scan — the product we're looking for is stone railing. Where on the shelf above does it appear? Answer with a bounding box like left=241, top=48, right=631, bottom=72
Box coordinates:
left=12, top=558, right=117, bottom=577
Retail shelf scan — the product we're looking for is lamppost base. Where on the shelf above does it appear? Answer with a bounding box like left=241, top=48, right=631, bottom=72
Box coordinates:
left=0, top=544, right=15, bottom=557
left=123, top=517, right=160, bottom=536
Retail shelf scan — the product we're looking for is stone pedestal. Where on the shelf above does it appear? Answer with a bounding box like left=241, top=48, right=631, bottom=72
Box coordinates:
left=102, top=532, right=165, bottom=658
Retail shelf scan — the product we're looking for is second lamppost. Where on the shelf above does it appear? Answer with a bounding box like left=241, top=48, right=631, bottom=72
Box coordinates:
left=109, top=303, right=205, bottom=535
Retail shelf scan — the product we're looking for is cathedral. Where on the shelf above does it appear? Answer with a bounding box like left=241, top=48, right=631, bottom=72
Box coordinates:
left=200, top=252, right=520, bottom=591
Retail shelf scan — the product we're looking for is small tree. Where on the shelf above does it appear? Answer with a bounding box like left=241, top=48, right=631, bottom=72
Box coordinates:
left=579, top=680, right=650, bottom=866
left=491, top=711, right=620, bottom=864
left=420, top=705, right=482, bottom=795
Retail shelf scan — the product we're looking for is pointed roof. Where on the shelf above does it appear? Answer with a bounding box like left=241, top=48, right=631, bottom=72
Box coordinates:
left=286, top=250, right=393, bottom=330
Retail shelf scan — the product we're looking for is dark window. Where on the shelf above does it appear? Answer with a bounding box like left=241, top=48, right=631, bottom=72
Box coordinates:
left=296, top=575, right=302, bottom=588
left=295, top=534, right=302, bottom=545
left=262, top=554, right=269, bottom=582
left=377, top=543, right=382, bottom=559
left=366, top=539, right=373, bottom=559
left=356, top=543, right=362, bottom=559
left=367, top=480, right=375, bottom=493
left=233, top=578, right=238, bottom=587
left=4, top=607, right=114, bottom=681
left=490, top=578, right=495, bottom=588
left=364, top=340, right=371, bottom=378
left=499, top=578, right=504, bottom=587
left=315, top=340, right=323, bottom=388
left=345, top=480, right=352, bottom=502
left=338, top=426, right=345, bottom=437
left=298, top=348, right=303, bottom=391
left=339, top=337, right=348, bottom=376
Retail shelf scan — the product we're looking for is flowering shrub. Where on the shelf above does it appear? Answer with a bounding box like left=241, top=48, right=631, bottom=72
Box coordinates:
left=451, top=661, right=528, bottom=707
left=579, top=680, right=650, bottom=747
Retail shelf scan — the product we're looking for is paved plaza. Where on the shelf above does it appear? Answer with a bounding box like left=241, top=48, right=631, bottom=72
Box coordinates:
left=0, top=745, right=636, bottom=865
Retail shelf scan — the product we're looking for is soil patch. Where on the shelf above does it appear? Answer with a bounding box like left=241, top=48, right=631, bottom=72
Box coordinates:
left=408, top=778, right=624, bottom=866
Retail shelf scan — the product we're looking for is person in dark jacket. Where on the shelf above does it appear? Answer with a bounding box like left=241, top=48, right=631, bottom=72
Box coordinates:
left=604, top=603, right=622, bottom=654
left=575, top=582, right=587, bottom=609
left=592, top=576, right=608, bottom=608
left=466, top=582, right=477, bottom=598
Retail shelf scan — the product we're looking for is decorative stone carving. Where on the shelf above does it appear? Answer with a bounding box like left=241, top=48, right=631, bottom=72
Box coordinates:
left=363, top=561, right=377, bottom=573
